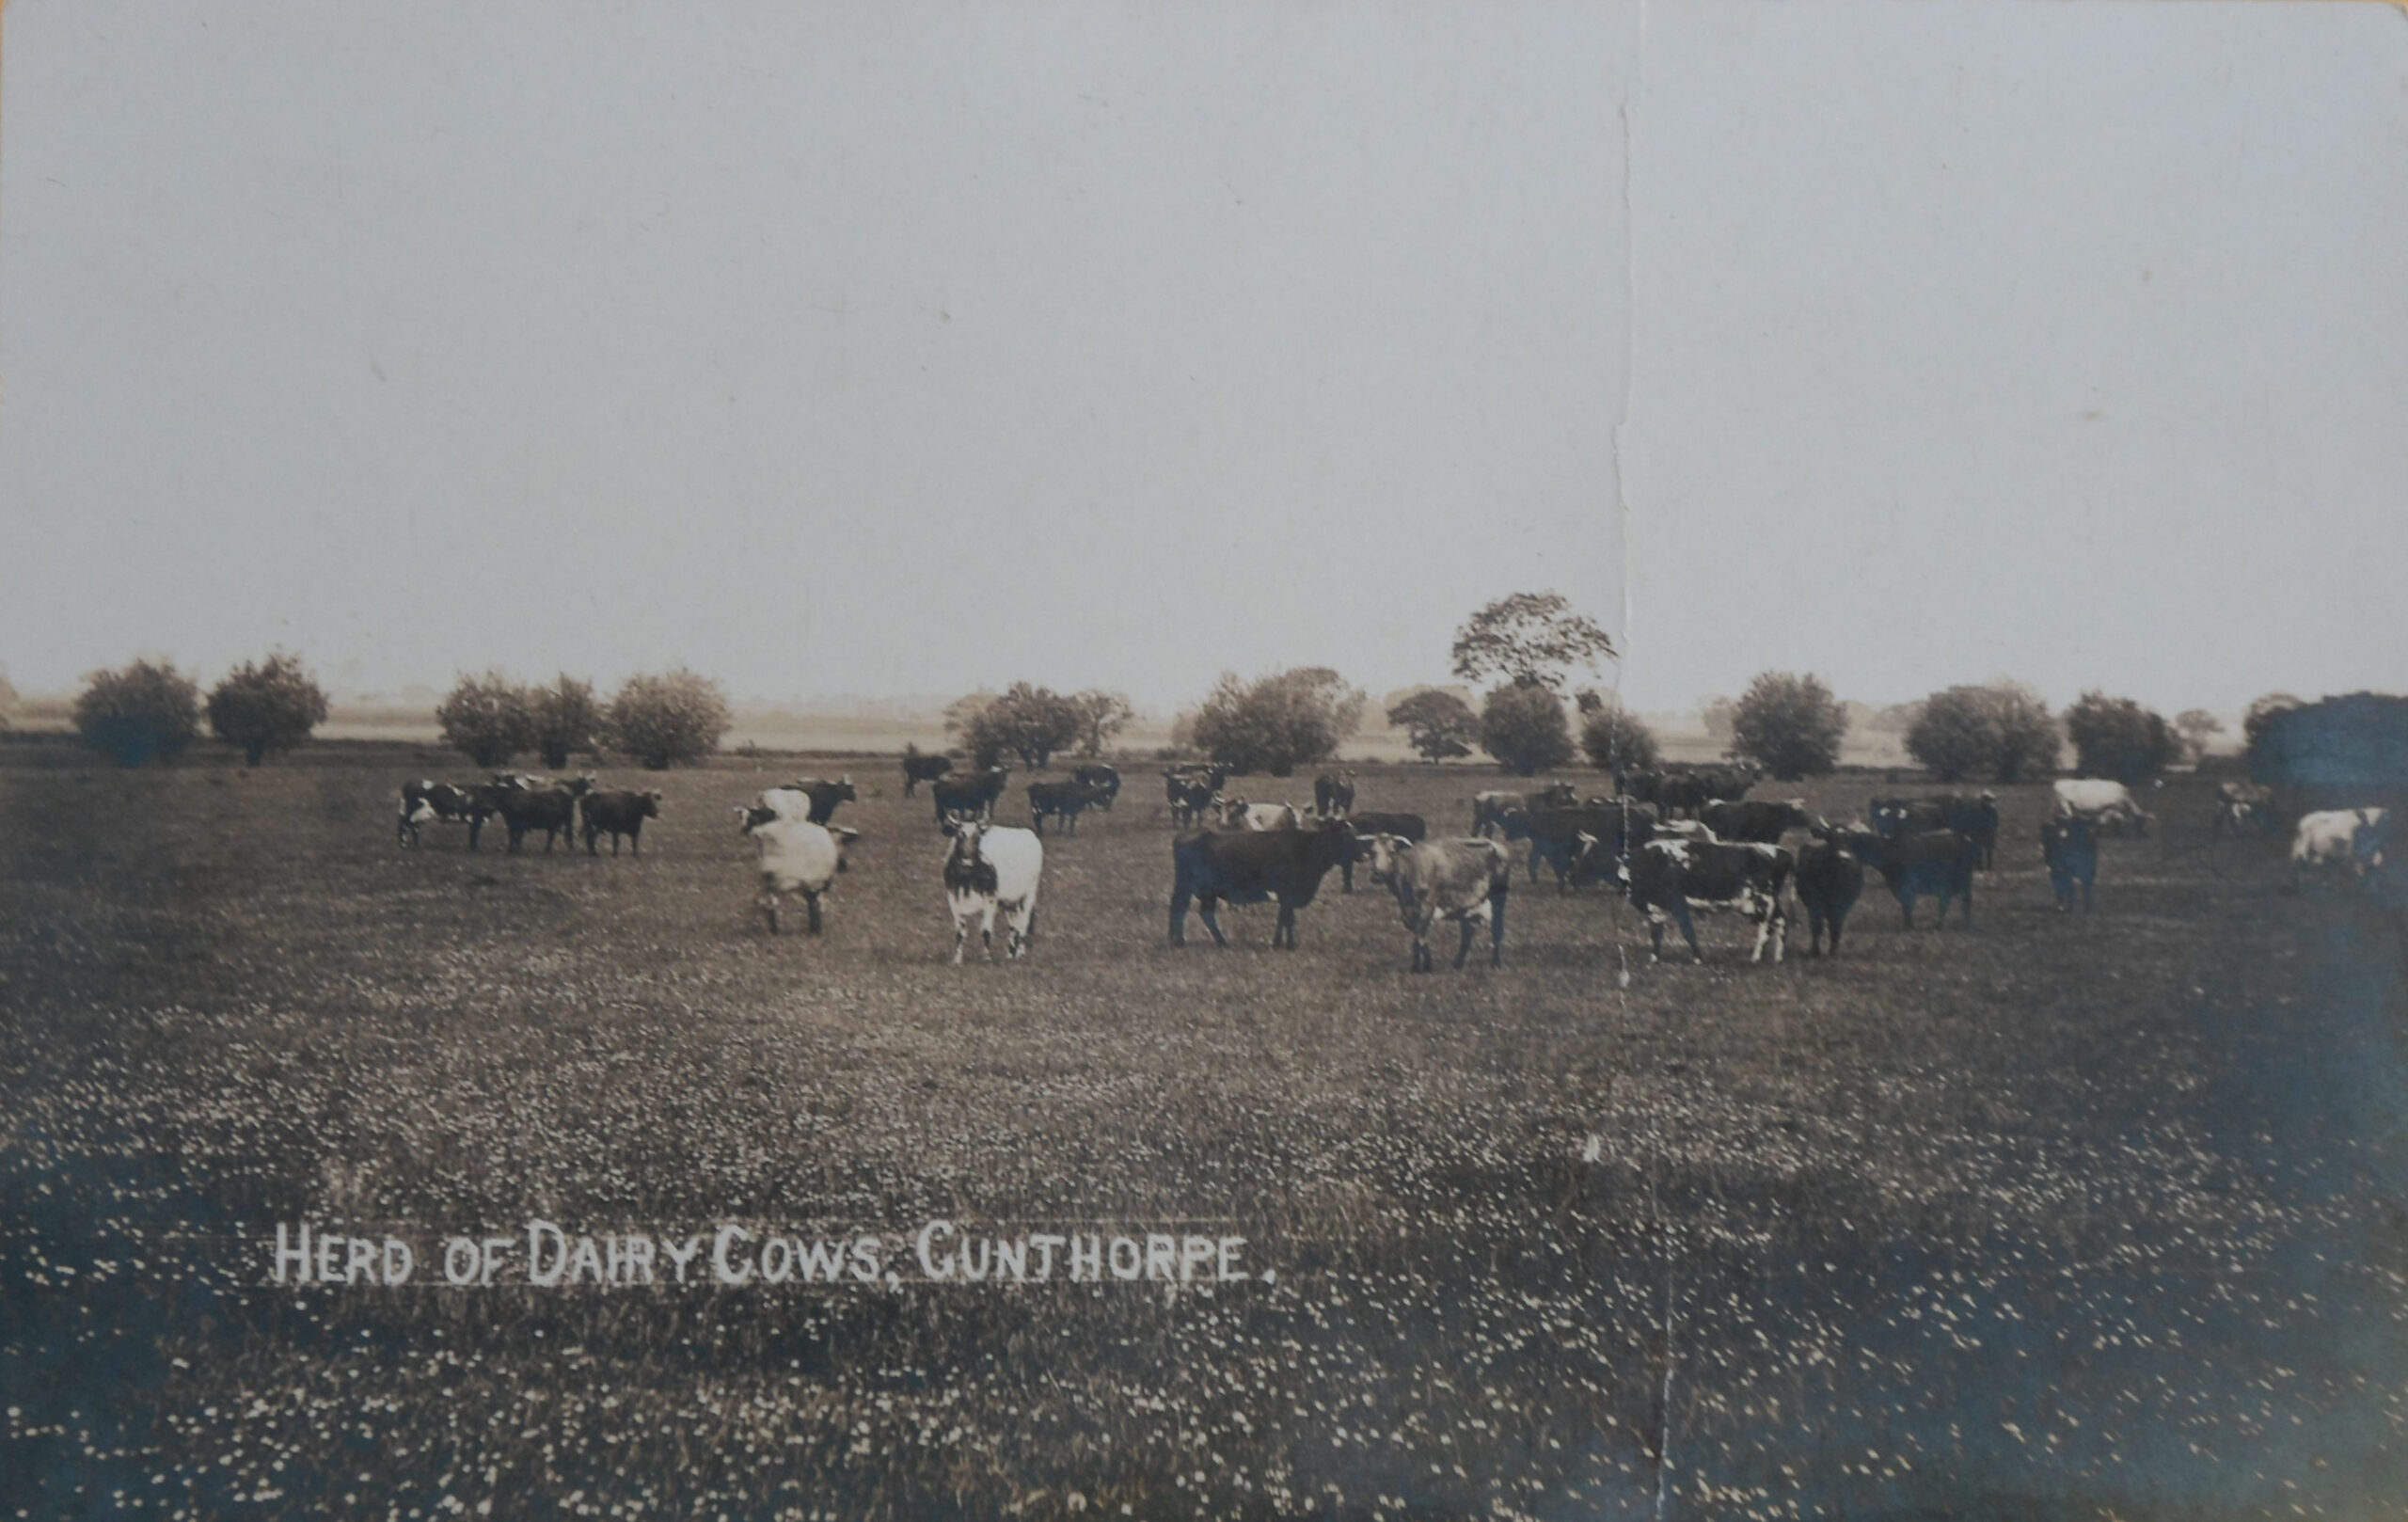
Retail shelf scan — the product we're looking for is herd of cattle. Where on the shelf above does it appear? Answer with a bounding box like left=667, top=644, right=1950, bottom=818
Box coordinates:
left=392, top=758, right=2395, bottom=972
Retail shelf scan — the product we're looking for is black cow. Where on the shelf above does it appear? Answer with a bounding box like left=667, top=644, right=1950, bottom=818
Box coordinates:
left=579, top=789, right=662, bottom=856
left=1164, top=769, right=1223, bottom=829
left=1028, top=779, right=1106, bottom=835
left=1840, top=827, right=1978, bottom=928
left=1870, top=792, right=2000, bottom=869
left=1500, top=802, right=1659, bottom=891
left=1073, top=763, right=1122, bottom=811
left=929, top=767, right=1010, bottom=827
left=494, top=784, right=580, bottom=853
left=1336, top=810, right=1426, bottom=893
left=2040, top=816, right=2097, bottom=912
left=1794, top=830, right=1865, bottom=956
left=1698, top=798, right=1812, bottom=845
left=1169, top=825, right=1355, bottom=950
left=785, top=775, right=858, bottom=825
left=1623, top=837, right=1793, bottom=963
left=1314, top=769, right=1357, bottom=818
left=902, top=749, right=952, bottom=798
left=398, top=780, right=505, bottom=849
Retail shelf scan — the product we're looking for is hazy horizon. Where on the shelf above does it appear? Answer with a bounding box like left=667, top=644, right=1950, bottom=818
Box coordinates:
left=6, top=4, right=2402, bottom=720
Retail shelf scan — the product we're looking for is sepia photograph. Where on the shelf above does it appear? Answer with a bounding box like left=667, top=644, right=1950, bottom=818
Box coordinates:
left=3, top=2, right=2405, bottom=1517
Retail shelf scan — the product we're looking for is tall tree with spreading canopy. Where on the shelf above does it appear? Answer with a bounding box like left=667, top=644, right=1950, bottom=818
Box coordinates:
left=1386, top=688, right=1481, bottom=763
left=1728, top=672, right=1848, bottom=781
left=1450, top=593, right=1616, bottom=694
left=1069, top=690, right=1136, bottom=758
left=2064, top=690, right=2178, bottom=785
left=205, top=651, right=329, bottom=766
left=75, top=658, right=202, bottom=767
left=967, top=683, right=1085, bottom=769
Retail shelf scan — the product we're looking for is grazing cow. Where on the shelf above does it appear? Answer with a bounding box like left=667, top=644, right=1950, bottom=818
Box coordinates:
left=1650, top=771, right=1714, bottom=818
left=1699, top=798, right=1812, bottom=846
left=1073, top=763, right=1122, bottom=811
left=1794, top=829, right=1864, bottom=956
left=1840, top=828, right=1979, bottom=928
left=1500, top=802, right=1659, bottom=891
left=784, top=775, right=858, bottom=825
left=1363, top=835, right=1511, bottom=972
left=1472, top=784, right=1576, bottom=837
left=579, top=789, right=663, bottom=856
left=2213, top=782, right=2278, bottom=838
left=1218, top=798, right=1306, bottom=832
left=1314, top=770, right=1357, bottom=818
left=495, top=772, right=598, bottom=797
left=1027, top=779, right=1107, bottom=836
left=2040, top=816, right=2097, bottom=912
left=2052, top=779, right=2153, bottom=838
left=397, top=780, right=503, bottom=849
left=1621, top=836, right=1793, bottom=964
left=930, top=768, right=1011, bottom=827
left=902, top=749, right=953, bottom=798
left=493, top=783, right=581, bottom=853
left=943, top=816, right=1044, bottom=961
left=2290, top=807, right=2393, bottom=892
left=1870, top=792, right=2000, bottom=868
left=1164, top=772, right=1220, bottom=830
left=1169, top=825, right=1355, bottom=950
left=742, top=813, right=856, bottom=934
left=1336, top=811, right=1426, bottom=893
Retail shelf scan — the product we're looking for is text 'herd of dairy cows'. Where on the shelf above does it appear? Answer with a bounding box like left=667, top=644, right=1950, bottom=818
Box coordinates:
left=393, top=755, right=2394, bottom=973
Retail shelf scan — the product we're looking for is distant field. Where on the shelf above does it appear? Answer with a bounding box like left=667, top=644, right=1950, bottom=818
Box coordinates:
left=2, top=746, right=2402, bottom=1519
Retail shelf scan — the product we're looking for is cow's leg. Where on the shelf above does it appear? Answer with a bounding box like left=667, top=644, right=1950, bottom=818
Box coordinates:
left=1340, top=858, right=1354, bottom=894
left=764, top=891, right=782, bottom=935
left=1197, top=897, right=1229, bottom=949
left=806, top=892, right=824, bottom=936
left=950, top=905, right=970, bottom=964
left=1898, top=890, right=1915, bottom=929
left=1169, top=885, right=1192, bottom=946
left=1489, top=889, right=1507, bottom=968
left=1275, top=902, right=1298, bottom=950
left=1452, top=917, right=1477, bottom=970
left=1768, top=906, right=1786, bottom=964
left=1747, top=900, right=1772, bottom=963
left=1672, top=902, right=1703, bottom=963
left=2081, top=875, right=2094, bottom=913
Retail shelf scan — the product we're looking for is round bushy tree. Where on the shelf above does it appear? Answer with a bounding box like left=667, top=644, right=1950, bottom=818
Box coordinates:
left=1480, top=681, right=1575, bottom=777
left=75, top=658, right=202, bottom=767
left=1906, top=681, right=2059, bottom=783
left=206, top=651, right=329, bottom=766
left=1387, top=688, right=1481, bottom=763
left=605, top=669, right=732, bottom=769
left=437, top=672, right=533, bottom=769
left=967, top=683, right=1085, bottom=769
left=527, top=675, right=601, bottom=770
left=1070, top=690, right=1135, bottom=758
left=1192, top=667, right=1366, bottom=777
left=1728, top=671, right=1847, bottom=781
left=2064, top=690, right=2178, bottom=785
left=1578, top=701, right=1660, bottom=775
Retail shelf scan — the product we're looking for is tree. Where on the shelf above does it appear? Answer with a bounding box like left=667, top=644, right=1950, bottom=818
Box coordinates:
left=527, top=675, right=601, bottom=770
left=604, top=668, right=731, bottom=769
left=205, top=651, right=329, bottom=766
left=1905, top=681, right=2058, bottom=783
left=966, top=683, right=1085, bottom=769
left=1579, top=701, right=1660, bottom=776
left=1480, top=684, right=1575, bottom=777
left=1450, top=593, right=1616, bottom=694
left=1727, top=672, right=1847, bottom=781
left=2242, top=693, right=2305, bottom=754
left=74, top=658, right=201, bottom=767
left=1069, top=690, right=1136, bottom=758
left=436, top=672, right=534, bottom=769
left=1698, top=697, right=1737, bottom=746
left=943, top=691, right=999, bottom=760
left=2064, top=690, right=2178, bottom=785
left=2173, top=708, right=2225, bottom=761
left=1191, top=667, right=1366, bottom=776
left=1386, top=688, right=1481, bottom=763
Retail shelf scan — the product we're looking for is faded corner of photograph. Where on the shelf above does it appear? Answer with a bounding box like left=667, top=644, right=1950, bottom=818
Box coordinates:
left=3, top=2, right=2406, bottom=1519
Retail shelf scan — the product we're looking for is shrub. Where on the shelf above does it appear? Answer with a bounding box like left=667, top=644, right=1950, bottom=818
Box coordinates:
left=1727, top=672, right=1847, bottom=781
left=2242, top=693, right=2305, bottom=755
left=1905, top=681, right=2059, bottom=783
left=436, top=672, right=533, bottom=769
left=205, top=651, right=329, bottom=766
left=1386, top=689, right=1481, bottom=764
left=74, top=658, right=201, bottom=767
left=2064, top=690, right=2178, bottom=785
left=1578, top=702, right=1660, bottom=775
left=1480, top=682, right=1575, bottom=777
left=1192, top=667, right=1366, bottom=777
left=527, top=675, right=602, bottom=770
left=967, top=683, right=1085, bottom=770
left=605, top=669, right=731, bottom=769
left=1069, top=690, right=1136, bottom=758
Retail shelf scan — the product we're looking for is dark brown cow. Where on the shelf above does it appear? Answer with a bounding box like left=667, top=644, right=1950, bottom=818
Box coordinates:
left=931, top=768, right=1011, bottom=827
left=785, top=775, right=858, bottom=825
left=493, top=783, right=580, bottom=853
left=902, top=749, right=953, bottom=798
left=1169, top=825, right=1355, bottom=950
left=1839, top=827, right=1978, bottom=928
left=579, top=789, right=663, bottom=856
left=1795, top=829, right=1865, bottom=956
left=1698, top=798, right=1812, bottom=845
left=1314, top=769, right=1357, bottom=818
left=1336, top=811, right=1426, bottom=892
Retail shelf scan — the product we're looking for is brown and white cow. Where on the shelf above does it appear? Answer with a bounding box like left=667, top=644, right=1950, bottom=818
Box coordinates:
left=1363, top=835, right=1512, bottom=973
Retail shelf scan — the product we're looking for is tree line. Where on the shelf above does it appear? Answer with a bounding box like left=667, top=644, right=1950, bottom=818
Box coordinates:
left=29, top=605, right=2285, bottom=789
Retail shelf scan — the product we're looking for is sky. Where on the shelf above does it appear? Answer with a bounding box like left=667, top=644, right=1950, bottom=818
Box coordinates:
left=2, top=2, right=2401, bottom=718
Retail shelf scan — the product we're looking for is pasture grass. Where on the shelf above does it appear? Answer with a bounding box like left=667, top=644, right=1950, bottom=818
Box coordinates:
left=3, top=748, right=2404, bottom=1519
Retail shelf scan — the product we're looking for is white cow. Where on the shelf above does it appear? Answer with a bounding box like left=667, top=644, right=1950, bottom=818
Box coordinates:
left=943, top=816, right=1044, bottom=961
left=739, top=807, right=856, bottom=934
left=1218, top=798, right=1305, bottom=831
left=2290, top=807, right=2391, bottom=892
left=2051, top=779, right=2153, bottom=838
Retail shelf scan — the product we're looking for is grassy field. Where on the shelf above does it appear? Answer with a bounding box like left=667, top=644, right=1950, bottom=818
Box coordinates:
left=3, top=743, right=2404, bottom=1520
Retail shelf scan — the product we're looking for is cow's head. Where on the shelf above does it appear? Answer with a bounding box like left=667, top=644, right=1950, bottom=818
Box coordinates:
left=1215, top=795, right=1246, bottom=825
left=639, top=790, right=664, bottom=818
left=940, top=809, right=981, bottom=840
left=735, top=803, right=776, bottom=834
left=1366, top=833, right=1412, bottom=882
